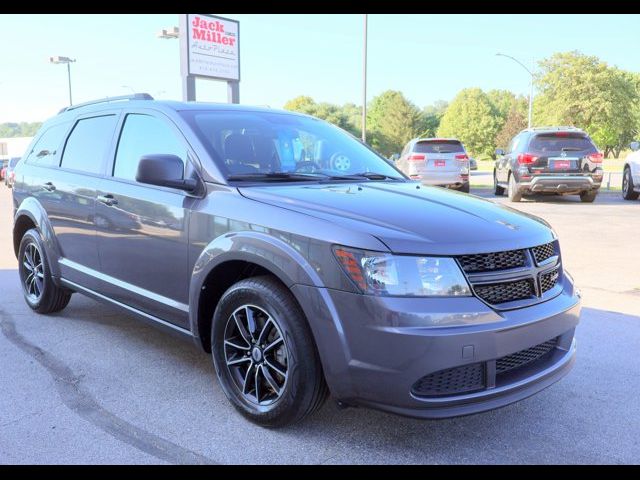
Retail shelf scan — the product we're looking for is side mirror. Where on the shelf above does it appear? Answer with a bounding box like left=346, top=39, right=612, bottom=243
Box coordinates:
left=136, top=154, right=197, bottom=192
left=495, top=148, right=505, bottom=156
left=630, top=141, right=639, bottom=152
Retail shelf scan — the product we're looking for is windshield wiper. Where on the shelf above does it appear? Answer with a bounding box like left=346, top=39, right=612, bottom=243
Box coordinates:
left=327, top=172, right=404, bottom=181
left=227, top=172, right=328, bottom=182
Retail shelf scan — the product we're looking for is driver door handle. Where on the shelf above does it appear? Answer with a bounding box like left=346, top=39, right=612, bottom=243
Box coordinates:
left=97, top=194, right=118, bottom=207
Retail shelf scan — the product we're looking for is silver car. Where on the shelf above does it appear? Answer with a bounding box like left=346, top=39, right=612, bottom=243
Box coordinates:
left=396, top=138, right=470, bottom=192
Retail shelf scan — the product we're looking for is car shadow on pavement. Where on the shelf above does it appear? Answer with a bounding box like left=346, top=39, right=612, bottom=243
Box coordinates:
left=2, top=267, right=639, bottom=464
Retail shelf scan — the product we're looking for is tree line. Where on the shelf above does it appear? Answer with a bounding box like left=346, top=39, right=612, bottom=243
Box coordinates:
left=0, top=122, right=43, bottom=138
left=284, top=51, right=640, bottom=160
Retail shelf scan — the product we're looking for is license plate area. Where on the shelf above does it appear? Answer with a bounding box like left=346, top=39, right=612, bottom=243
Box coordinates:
left=434, top=159, right=446, bottom=167
left=548, top=158, right=576, bottom=170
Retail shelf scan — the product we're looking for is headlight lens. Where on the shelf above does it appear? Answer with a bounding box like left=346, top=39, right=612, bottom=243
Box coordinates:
left=333, top=246, right=471, bottom=297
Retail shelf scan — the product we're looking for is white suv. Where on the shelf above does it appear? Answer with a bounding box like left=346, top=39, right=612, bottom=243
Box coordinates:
left=623, top=141, right=640, bottom=201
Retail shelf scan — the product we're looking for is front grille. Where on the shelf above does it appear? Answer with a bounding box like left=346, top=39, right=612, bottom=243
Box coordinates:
left=532, top=242, right=556, bottom=264
left=474, top=279, right=534, bottom=304
left=540, top=267, right=560, bottom=293
left=457, top=249, right=525, bottom=273
left=412, top=363, right=485, bottom=397
left=496, top=338, right=559, bottom=375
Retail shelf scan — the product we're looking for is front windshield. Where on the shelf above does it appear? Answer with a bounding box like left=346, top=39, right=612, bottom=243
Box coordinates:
left=182, top=110, right=406, bottom=181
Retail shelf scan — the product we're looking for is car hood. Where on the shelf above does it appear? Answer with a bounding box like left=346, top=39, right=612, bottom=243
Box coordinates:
left=238, top=182, right=556, bottom=255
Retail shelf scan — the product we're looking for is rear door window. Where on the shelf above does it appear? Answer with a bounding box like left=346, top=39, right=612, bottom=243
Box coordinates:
left=414, top=140, right=465, bottom=154
left=24, top=122, right=71, bottom=167
left=529, top=134, right=597, bottom=155
left=61, top=115, right=118, bottom=174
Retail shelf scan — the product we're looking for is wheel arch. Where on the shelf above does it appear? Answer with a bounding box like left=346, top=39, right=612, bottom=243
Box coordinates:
left=13, top=198, right=62, bottom=278
left=189, top=231, right=325, bottom=353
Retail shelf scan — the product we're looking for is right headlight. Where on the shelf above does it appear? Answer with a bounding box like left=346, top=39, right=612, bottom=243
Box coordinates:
left=333, top=246, right=471, bottom=297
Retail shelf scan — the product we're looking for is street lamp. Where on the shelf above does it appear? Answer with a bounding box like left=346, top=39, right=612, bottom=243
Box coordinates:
left=49, top=56, right=76, bottom=106
left=496, top=53, right=534, bottom=129
left=362, top=14, right=368, bottom=143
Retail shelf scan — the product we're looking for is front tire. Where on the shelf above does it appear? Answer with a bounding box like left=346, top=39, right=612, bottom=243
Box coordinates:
left=18, top=228, right=72, bottom=314
left=211, top=275, right=328, bottom=427
left=622, top=167, right=639, bottom=200
left=507, top=173, right=522, bottom=202
left=493, top=170, right=505, bottom=196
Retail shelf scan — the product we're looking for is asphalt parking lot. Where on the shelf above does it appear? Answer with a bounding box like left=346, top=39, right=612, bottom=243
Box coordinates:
left=1, top=185, right=639, bottom=464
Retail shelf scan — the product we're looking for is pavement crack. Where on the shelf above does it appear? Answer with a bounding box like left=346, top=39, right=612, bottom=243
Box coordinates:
left=0, top=310, right=217, bottom=465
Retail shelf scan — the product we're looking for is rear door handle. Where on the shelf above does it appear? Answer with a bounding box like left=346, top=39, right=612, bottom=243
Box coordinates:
left=97, top=194, right=118, bottom=207
left=43, top=182, right=56, bottom=192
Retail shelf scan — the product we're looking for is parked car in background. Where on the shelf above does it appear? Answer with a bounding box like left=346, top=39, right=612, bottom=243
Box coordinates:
left=469, top=157, right=478, bottom=171
left=4, top=157, right=20, bottom=188
left=12, top=94, right=580, bottom=427
left=396, top=138, right=470, bottom=193
left=622, top=141, right=640, bottom=201
left=494, top=127, right=603, bottom=203
left=0, top=159, right=8, bottom=182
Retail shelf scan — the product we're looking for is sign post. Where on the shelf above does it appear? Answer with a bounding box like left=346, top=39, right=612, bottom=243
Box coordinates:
left=180, top=13, right=240, bottom=103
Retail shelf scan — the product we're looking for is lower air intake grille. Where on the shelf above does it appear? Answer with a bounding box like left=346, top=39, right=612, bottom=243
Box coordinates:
left=474, top=279, right=534, bottom=304
left=496, top=338, right=559, bottom=375
left=411, top=363, right=485, bottom=397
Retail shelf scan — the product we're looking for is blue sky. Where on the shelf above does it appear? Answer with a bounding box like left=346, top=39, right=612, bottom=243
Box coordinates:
left=0, top=14, right=638, bottom=123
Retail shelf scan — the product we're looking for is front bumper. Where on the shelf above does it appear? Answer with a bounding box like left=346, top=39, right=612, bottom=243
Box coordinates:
left=518, top=175, right=600, bottom=194
left=292, top=273, right=580, bottom=419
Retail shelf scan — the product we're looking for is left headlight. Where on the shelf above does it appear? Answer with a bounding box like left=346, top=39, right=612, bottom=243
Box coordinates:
left=333, top=246, right=471, bottom=297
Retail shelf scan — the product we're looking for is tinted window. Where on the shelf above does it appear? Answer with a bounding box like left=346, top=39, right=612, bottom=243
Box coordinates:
left=114, top=114, right=187, bottom=181
left=414, top=140, right=464, bottom=154
left=61, top=115, right=118, bottom=174
left=529, top=134, right=596, bottom=154
left=182, top=111, right=402, bottom=179
left=25, top=122, right=71, bottom=167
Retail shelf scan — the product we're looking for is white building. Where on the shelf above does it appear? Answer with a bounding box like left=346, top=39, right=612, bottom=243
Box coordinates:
left=0, top=136, right=33, bottom=160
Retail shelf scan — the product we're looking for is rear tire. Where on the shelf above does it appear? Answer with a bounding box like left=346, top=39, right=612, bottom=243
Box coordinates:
left=457, top=182, right=470, bottom=193
left=580, top=190, right=598, bottom=203
left=18, top=229, right=72, bottom=314
left=211, top=275, right=328, bottom=427
left=493, top=171, right=505, bottom=196
left=622, top=167, right=639, bottom=200
left=507, top=173, right=522, bottom=202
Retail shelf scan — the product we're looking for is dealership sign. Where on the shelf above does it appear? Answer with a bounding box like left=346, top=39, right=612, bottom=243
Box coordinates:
left=187, top=14, right=239, bottom=81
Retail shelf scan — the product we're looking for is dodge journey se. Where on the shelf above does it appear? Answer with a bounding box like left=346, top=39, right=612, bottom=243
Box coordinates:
left=11, top=94, right=581, bottom=427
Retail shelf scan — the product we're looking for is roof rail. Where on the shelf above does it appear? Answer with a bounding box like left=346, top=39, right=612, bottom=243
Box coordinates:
left=58, top=93, right=154, bottom=114
left=526, top=126, right=582, bottom=131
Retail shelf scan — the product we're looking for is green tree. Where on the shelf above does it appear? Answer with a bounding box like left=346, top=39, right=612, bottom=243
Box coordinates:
left=283, top=95, right=316, bottom=114
left=437, top=88, right=501, bottom=158
left=418, top=100, right=448, bottom=137
left=495, top=107, right=528, bottom=150
left=366, top=90, right=423, bottom=156
left=0, top=122, right=42, bottom=138
left=283, top=96, right=359, bottom=137
left=534, top=51, right=639, bottom=158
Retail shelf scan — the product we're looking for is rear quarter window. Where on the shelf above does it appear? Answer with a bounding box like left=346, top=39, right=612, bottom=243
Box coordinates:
left=24, top=122, right=71, bottom=167
left=414, top=140, right=465, bottom=154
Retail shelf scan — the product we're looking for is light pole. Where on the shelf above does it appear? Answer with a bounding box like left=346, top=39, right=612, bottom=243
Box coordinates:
left=496, top=53, right=534, bottom=128
left=49, top=56, right=76, bottom=106
left=362, top=14, right=368, bottom=143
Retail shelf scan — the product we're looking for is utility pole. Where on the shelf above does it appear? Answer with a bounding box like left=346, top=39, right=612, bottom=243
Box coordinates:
left=362, top=14, right=368, bottom=143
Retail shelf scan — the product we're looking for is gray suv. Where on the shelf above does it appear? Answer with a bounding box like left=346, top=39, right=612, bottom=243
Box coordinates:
left=494, top=126, right=603, bottom=202
left=12, top=94, right=581, bottom=427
